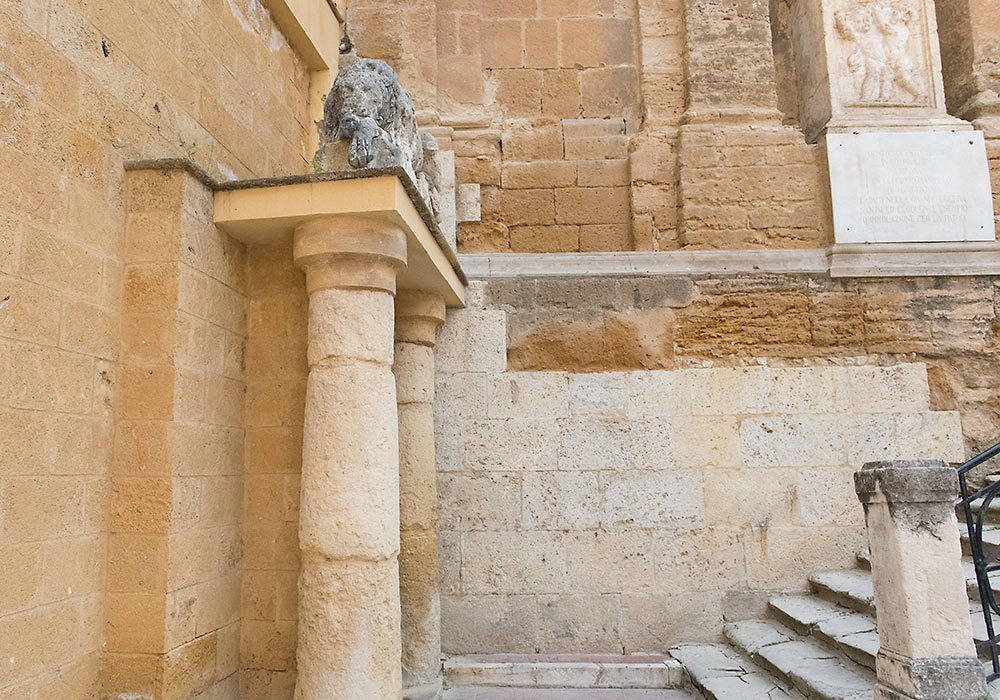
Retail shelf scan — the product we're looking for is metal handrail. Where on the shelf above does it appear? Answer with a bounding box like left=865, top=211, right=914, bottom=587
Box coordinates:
left=956, top=440, right=1000, bottom=682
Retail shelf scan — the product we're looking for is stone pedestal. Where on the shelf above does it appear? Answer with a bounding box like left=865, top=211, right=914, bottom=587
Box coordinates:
left=789, top=0, right=996, bottom=244
left=854, top=459, right=987, bottom=700
left=292, top=215, right=408, bottom=700
left=394, top=291, right=447, bottom=700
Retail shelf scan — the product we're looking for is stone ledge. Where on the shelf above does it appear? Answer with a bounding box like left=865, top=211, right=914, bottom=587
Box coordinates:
left=829, top=242, right=1000, bottom=278
left=458, top=242, right=1000, bottom=280
left=458, top=250, right=829, bottom=279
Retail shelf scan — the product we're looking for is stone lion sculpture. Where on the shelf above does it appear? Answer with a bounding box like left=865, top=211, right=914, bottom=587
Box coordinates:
left=314, top=57, right=441, bottom=219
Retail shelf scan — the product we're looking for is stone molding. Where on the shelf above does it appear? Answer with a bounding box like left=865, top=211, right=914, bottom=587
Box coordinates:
left=293, top=215, right=408, bottom=295
left=854, top=459, right=959, bottom=504
left=459, top=242, right=1000, bottom=280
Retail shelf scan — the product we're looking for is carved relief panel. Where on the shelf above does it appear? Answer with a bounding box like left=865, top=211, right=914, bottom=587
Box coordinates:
left=831, top=0, right=933, bottom=108
left=791, top=0, right=955, bottom=140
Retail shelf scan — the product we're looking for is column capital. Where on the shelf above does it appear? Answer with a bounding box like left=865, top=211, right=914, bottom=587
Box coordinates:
left=293, top=215, right=407, bottom=295
left=854, top=459, right=958, bottom=505
left=395, top=291, right=447, bottom=346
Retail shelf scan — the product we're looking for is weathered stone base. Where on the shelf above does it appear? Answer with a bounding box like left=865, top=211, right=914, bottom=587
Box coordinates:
left=403, top=679, right=444, bottom=700
left=874, top=652, right=987, bottom=700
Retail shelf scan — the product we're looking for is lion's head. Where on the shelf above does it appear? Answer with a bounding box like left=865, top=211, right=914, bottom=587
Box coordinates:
left=321, top=58, right=405, bottom=141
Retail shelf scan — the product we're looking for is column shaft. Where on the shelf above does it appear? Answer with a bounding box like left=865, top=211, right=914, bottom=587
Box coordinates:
left=394, top=292, right=447, bottom=699
left=293, top=217, right=408, bottom=700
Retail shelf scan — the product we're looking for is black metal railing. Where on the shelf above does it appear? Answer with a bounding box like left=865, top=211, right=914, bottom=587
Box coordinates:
left=957, top=440, right=1000, bottom=682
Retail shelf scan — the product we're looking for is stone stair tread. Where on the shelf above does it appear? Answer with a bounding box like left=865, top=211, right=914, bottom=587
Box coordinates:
left=443, top=654, right=682, bottom=689
left=670, top=644, right=806, bottom=700
left=441, top=689, right=701, bottom=700
left=725, top=620, right=875, bottom=700
left=725, top=620, right=791, bottom=655
left=810, top=570, right=875, bottom=616
left=960, top=524, right=1000, bottom=549
left=769, top=593, right=879, bottom=671
left=769, top=596, right=846, bottom=635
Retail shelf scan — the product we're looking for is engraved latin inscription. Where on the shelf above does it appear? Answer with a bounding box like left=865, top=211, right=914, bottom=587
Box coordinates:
left=834, top=0, right=928, bottom=105
left=860, top=148, right=966, bottom=227
left=826, top=131, right=995, bottom=244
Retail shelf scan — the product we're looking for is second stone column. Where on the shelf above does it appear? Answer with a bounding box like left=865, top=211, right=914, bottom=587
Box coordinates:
left=292, top=216, right=407, bottom=700
left=394, top=292, right=447, bottom=700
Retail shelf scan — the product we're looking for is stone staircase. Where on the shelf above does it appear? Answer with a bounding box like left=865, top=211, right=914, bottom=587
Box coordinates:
left=671, top=519, right=1000, bottom=700
left=441, top=654, right=697, bottom=699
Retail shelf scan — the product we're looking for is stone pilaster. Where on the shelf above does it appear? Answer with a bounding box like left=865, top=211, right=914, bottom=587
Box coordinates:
left=394, top=291, right=447, bottom=700
left=292, top=215, right=408, bottom=700
left=854, top=459, right=987, bottom=700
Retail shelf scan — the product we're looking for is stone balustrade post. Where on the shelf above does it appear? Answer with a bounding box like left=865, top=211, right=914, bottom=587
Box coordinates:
left=292, top=215, right=408, bottom=700
left=394, top=291, right=447, bottom=700
left=854, top=459, right=987, bottom=700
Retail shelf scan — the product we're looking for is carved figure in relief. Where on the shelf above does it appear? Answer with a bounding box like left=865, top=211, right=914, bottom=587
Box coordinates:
left=314, top=57, right=441, bottom=220
left=834, top=0, right=924, bottom=104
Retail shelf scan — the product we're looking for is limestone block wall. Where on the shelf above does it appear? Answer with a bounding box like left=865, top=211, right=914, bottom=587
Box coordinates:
left=104, top=168, right=247, bottom=700
left=0, top=0, right=310, bottom=696
left=240, top=243, right=309, bottom=700
left=432, top=277, right=972, bottom=653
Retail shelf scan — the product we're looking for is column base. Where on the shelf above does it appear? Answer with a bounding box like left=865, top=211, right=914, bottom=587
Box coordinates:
left=402, top=680, right=443, bottom=700
left=874, top=651, right=986, bottom=700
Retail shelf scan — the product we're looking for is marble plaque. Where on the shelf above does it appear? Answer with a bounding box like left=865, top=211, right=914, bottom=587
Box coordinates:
left=826, top=130, right=996, bottom=243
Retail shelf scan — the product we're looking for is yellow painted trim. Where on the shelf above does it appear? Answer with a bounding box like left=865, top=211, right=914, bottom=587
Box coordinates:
left=262, top=0, right=343, bottom=159
left=263, top=0, right=341, bottom=70
left=214, top=176, right=465, bottom=307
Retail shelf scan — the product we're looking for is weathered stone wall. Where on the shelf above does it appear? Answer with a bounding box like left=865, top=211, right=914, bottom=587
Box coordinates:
left=0, top=0, right=310, bottom=696
left=346, top=0, right=1000, bottom=253
left=241, top=244, right=309, bottom=700
left=492, top=272, right=1000, bottom=452
left=106, top=168, right=247, bottom=700
left=434, top=277, right=968, bottom=652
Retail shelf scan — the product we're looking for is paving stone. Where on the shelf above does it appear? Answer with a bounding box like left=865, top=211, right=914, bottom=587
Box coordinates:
left=753, top=638, right=874, bottom=700
left=444, top=654, right=684, bottom=689
left=443, top=689, right=701, bottom=700
left=670, top=644, right=805, bottom=700
left=699, top=674, right=806, bottom=700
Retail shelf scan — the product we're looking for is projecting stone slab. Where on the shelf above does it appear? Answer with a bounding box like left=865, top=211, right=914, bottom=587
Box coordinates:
left=826, top=130, right=995, bottom=244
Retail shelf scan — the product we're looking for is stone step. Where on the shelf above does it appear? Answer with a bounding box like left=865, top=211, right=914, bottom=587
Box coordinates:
left=809, top=570, right=876, bottom=617
left=862, top=545, right=1000, bottom=604
left=724, top=620, right=874, bottom=700
left=670, top=643, right=806, bottom=700
left=960, top=524, right=1000, bottom=558
left=963, top=497, right=1000, bottom=526
left=443, top=655, right=685, bottom=689
left=441, top=689, right=700, bottom=700
left=768, top=596, right=878, bottom=671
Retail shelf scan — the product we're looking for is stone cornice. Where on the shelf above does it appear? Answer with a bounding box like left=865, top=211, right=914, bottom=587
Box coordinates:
left=459, top=242, right=1000, bottom=280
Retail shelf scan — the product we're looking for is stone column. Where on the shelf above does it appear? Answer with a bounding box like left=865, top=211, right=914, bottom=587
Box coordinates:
left=292, top=215, right=408, bottom=700
left=854, top=459, right=987, bottom=700
left=394, top=291, right=447, bottom=700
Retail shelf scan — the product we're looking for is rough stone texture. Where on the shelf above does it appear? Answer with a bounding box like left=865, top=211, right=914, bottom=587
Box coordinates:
left=292, top=220, right=407, bottom=700
left=935, top=0, right=1000, bottom=121
left=0, top=0, right=309, bottom=693
left=242, top=242, right=308, bottom=698
left=435, top=284, right=966, bottom=654
left=99, top=168, right=248, bottom=700
left=490, top=272, right=1000, bottom=454
left=314, top=58, right=443, bottom=222
left=855, top=459, right=985, bottom=698
left=395, top=292, right=448, bottom=693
